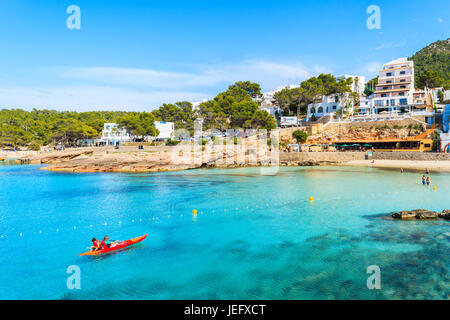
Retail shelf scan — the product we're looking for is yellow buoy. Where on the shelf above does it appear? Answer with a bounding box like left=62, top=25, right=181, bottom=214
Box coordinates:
left=433, top=187, right=437, bottom=191
left=309, top=197, right=314, bottom=201
left=192, top=209, right=197, bottom=215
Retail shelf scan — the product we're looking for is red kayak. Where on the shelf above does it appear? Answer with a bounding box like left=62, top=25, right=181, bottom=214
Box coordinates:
left=79, top=234, right=147, bottom=256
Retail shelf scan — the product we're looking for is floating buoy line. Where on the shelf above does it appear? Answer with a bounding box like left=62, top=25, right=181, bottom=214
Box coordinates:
left=0, top=198, right=319, bottom=240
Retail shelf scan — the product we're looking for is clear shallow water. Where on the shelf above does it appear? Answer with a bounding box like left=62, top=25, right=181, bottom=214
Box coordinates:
left=0, top=165, right=448, bottom=300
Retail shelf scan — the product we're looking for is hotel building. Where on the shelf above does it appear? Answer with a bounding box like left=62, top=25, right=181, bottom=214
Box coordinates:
left=373, top=58, right=415, bottom=113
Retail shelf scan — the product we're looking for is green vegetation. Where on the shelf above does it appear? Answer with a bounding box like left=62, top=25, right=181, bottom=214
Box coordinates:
left=410, top=39, right=450, bottom=89
left=0, top=109, right=129, bottom=149
left=116, top=112, right=159, bottom=140
left=274, top=74, right=354, bottom=117
left=415, top=70, right=444, bottom=89
left=0, top=81, right=275, bottom=149
left=195, top=82, right=275, bottom=130
left=165, top=138, right=180, bottom=146
left=151, top=101, right=195, bottom=132
left=364, top=77, right=378, bottom=96
left=292, top=129, right=309, bottom=143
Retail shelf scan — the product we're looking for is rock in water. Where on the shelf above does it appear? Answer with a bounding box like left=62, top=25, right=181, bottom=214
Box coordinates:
left=413, top=209, right=439, bottom=220
left=439, top=210, right=450, bottom=220
left=392, top=210, right=417, bottom=220
left=392, top=209, right=439, bottom=220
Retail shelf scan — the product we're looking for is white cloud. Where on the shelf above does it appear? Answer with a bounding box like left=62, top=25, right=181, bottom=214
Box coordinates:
left=0, top=60, right=322, bottom=110
left=359, top=61, right=382, bottom=78
left=438, top=18, right=443, bottom=23
left=375, top=40, right=407, bottom=50
left=0, top=86, right=208, bottom=111
left=61, top=60, right=311, bottom=92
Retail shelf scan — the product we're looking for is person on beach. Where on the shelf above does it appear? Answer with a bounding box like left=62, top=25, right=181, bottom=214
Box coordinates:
left=426, top=176, right=431, bottom=186
left=422, top=175, right=426, bottom=185
left=90, top=238, right=102, bottom=252
left=426, top=168, right=430, bottom=175
left=101, top=235, right=118, bottom=249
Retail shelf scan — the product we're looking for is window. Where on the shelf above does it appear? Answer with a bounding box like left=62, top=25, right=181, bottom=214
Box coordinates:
left=400, top=85, right=406, bottom=89
left=386, top=72, right=392, bottom=77
left=386, top=81, right=392, bottom=84
left=381, top=94, right=387, bottom=97
left=318, top=107, right=323, bottom=113
left=332, top=106, right=336, bottom=110
left=391, top=99, right=395, bottom=106
left=399, top=92, right=405, bottom=96
left=400, top=99, right=407, bottom=105
left=400, top=71, right=406, bottom=75
left=335, top=96, right=339, bottom=103
left=424, top=144, right=431, bottom=148
left=400, top=79, right=406, bottom=82
left=383, top=87, right=388, bottom=90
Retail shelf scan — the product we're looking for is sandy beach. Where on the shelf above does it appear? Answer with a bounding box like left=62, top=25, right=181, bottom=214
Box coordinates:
left=345, top=159, right=450, bottom=173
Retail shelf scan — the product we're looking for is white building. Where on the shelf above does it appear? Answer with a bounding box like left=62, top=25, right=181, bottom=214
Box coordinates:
left=154, top=121, right=174, bottom=140
left=258, top=84, right=299, bottom=117
left=337, top=75, right=366, bottom=95
left=306, top=92, right=355, bottom=120
left=373, top=58, right=415, bottom=113
left=192, top=99, right=208, bottom=110
left=357, top=94, right=374, bottom=115
left=306, top=75, right=364, bottom=121
left=100, top=123, right=131, bottom=145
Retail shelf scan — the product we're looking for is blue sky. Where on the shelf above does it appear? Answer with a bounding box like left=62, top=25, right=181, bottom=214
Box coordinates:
left=0, top=0, right=448, bottom=111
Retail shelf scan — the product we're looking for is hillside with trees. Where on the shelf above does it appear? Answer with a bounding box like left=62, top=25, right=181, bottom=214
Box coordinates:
left=409, top=38, right=450, bottom=89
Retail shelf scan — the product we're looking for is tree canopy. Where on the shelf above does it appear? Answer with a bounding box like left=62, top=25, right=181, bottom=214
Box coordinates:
left=274, top=74, right=353, bottom=116
left=0, top=109, right=128, bottom=148
left=0, top=81, right=276, bottom=148
left=415, top=70, right=443, bottom=89
left=117, top=112, right=159, bottom=140
left=410, top=39, right=450, bottom=89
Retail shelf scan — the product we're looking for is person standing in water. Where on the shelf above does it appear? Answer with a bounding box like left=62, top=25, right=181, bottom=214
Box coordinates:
left=426, top=176, right=431, bottom=186
left=422, top=175, right=426, bottom=185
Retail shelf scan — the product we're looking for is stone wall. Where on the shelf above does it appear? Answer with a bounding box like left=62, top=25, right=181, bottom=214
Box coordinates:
left=371, top=152, right=450, bottom=161
left=324, top=116, right=426, bottom=133
left=280, top=152, right=365, bottom=163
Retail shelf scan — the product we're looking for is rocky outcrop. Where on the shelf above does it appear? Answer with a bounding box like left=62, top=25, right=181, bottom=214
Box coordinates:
left=392, top=209, right=443, bottom=220
left=22, top=149, right=94, bottom=164
left=438, top=210, right=450, bottom=220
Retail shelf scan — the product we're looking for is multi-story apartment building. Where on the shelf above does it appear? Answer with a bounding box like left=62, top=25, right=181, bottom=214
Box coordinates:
left=373, top=58, right=415, bottom=113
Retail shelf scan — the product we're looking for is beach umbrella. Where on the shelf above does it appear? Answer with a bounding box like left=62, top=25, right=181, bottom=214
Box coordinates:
left=363, top=144, right=372, bottom=147
left=352, top=144, right=360, bottom=146
left=341, top=144, right=350, bottom=147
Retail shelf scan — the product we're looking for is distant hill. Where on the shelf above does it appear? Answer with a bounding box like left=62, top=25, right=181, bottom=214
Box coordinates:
left=409, top=39, right=450, bottom=89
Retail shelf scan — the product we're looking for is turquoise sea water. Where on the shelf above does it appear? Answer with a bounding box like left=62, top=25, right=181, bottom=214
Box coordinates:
left=0, top=164, right=448, bottom=300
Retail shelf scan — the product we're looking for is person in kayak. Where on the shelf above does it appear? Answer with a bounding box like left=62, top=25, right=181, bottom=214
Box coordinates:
left=90, top=238, right=102, bottom=252
left=101, top=235, right=118, bottom=249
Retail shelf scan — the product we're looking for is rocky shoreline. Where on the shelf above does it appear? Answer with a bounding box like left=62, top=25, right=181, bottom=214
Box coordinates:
left=392, top=209, right=450, bottom=220
left=15, top=146, right=450, bottom=173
